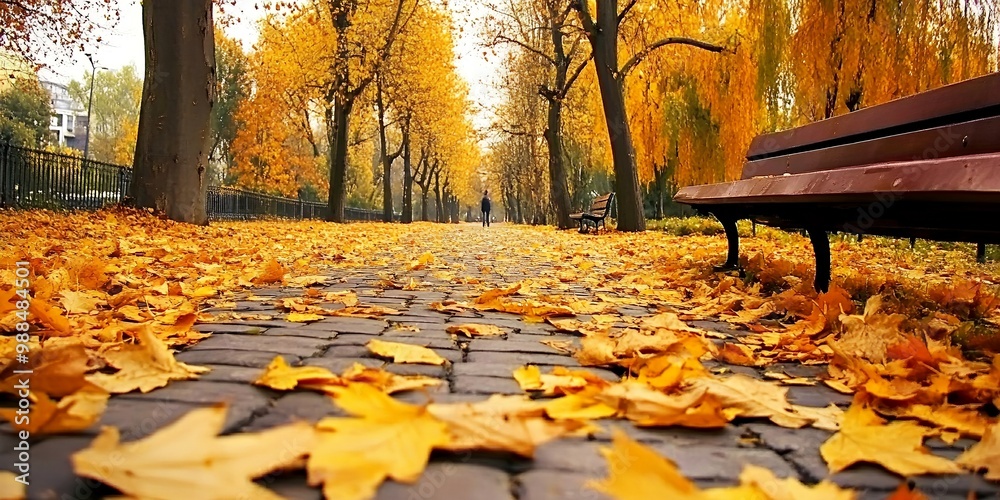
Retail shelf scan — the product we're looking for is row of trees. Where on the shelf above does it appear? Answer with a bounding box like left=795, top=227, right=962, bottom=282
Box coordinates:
left=4, top=0, right=481, bottom=225
left=217, top=0, right=480, bottom=222
left=485, top=0, right=999, bottom=230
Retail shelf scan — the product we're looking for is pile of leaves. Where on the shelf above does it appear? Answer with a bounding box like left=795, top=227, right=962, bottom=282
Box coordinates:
left=2, top=208, right=1000, bottom=499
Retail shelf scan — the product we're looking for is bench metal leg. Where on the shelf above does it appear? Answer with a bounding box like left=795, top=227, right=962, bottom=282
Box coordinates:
left=808, top=228, right=831, bottom=292
left=713, top=217, right=742, bottom=274
left=977, top=242, right=987, bottom=263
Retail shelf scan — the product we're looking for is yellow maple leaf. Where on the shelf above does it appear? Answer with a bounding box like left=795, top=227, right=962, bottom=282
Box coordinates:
left=254, top=355, right=341, bottom=391
left=86, top=325, right=210, bottom=393
left=428, top=394, right=596, bottom=457
left=286, top=312, right=325, bottom=323
left=0, top=389, right=108, bottom=435
left=58, top=290, right=106, bottom=315
left=0, top=342, right=93, bottom=397
left=72, top=404, right=313, bottom=500
left=367, top=339, right=447, bottom=365
left=429, top=301, right=467, bottom=314
left=820, top=400, right=961, bottom=476
left=687, top=375, right=817, bottom=429
left=28, top=299, right=71, bottom=335
left=309, top=383, right=451, bottom=500
left=254, top=259, right=287, bottom=284
left=835, top=296, right=905, bottom=364
left=446, top=323, right=505, bottom=337
left=473, top=283, right=522, bottom=304
left=513, top=365, right=609, bottom=396
left=737, top=464, right=856, bottom=500
left=340, top=363, right=443, bottom=394
left=544, top=390, right=617, bottom=420
left=597, top=382, right=730, bottom=428
left=591, top=429, right=857, bottom=500
left=588, top=427, right=710, bottom=498
left=957, top=421, right=1000, bottom=479
left=881, top=404, right=995, bottom=438
left=255, top=356, right=442, bottom=395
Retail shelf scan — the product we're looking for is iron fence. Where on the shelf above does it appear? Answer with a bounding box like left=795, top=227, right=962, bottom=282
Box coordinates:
left=0, top=143, right=385, bottom=222
left=0, top=143, right=129, bottom=210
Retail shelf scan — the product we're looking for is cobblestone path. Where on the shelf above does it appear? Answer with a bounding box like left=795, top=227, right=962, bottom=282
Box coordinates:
left=5, top=224, right=996, bottom=500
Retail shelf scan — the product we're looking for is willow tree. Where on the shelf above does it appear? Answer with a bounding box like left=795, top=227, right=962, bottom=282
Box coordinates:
left=131, top=0, right=215, bottom=224
left=572, top=0, right=726, bottom=231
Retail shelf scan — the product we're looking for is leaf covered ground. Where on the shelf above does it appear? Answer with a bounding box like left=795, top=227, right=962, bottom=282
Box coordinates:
left=2, top=208, right=1000, bottom=499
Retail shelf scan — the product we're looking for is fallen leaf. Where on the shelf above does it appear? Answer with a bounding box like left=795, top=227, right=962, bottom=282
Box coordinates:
left=58, top=290, right=106, bottom=315
left=86, top=325, right=210, bottom=393
left=286, top=312, right=325, bottom=323
left=72, top=404, right=314, bottom=500
left=309, top=383, right=450, bottom=500
left=597, top=382, right=729, bottom=428
left=688, top=375, right=817, bottom=428
left=428, top=394, right=595, bottom=456
left=590, top=429, right=858, bottom=500
left=367, top=339, right=447, bottom=365
left=820, top=399, right=961, bottom=476
left=957, top=421, right=1000, bottom=479
left=0, top=389, right=108, bottom=435
left=446, top=323, right=505, bottom=337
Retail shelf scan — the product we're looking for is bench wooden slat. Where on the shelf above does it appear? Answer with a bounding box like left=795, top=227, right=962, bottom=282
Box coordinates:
left=743, top=115, right=1000, bottom=178
left=676, top=153, right=1000, bottom=206
left=747, top=72, right=1000, bottom=160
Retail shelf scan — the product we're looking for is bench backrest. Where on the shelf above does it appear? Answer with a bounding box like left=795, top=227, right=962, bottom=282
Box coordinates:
left=742, top=72, right=1000, bottom=179
left=589, top=193, right=614, bottom=216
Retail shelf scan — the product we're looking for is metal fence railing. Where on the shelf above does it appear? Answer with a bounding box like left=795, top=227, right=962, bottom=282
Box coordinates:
left=0, top=143, right=385, bottom=222
left=0, top=143, right=129, bottom=210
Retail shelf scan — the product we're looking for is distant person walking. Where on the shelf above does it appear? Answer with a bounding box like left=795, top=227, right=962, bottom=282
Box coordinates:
left=481, top=190, right=492, bottom=227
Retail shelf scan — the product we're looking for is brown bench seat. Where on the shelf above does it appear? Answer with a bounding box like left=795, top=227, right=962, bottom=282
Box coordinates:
left=674, top=72, right=1000, bottom=291
left=570, top=192, right=614, bottom=233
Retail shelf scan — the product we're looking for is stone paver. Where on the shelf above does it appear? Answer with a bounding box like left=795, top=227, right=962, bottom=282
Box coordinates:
left=13, top=224, right=999, bottom=499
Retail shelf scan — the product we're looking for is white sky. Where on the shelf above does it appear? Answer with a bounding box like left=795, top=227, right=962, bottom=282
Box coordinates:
left=36, top=0, right=503, bottom=132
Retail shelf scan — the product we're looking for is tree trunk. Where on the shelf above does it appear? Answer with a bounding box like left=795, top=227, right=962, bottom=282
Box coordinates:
left=327, top=97, right=352, bottom=222
left=376, top=78, right=393, bottom=222
left=588, top=0, right=645, bottom=232
left=420, top=187, right=429, bottom=221
left=131, top=0, right=214, bottom=225
left=544, top=99, right=574, bottom=229
left=544, top=6, right=574, bottom=230
left=433, top=171, right=444, bottom=223
left=401, top=127, right=413, bottom=224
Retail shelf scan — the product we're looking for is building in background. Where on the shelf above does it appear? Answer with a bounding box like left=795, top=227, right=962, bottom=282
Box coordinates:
left=39, top=80, right=87, bottom=151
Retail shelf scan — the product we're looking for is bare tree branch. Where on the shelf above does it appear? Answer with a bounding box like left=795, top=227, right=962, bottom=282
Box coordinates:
left=617, top=0, right=638, bottom=25
left=561, top=51, right=593, bottom=96
left=492, top=34, right=557, bottom=66
left=620, top=37, right=728, bottom=78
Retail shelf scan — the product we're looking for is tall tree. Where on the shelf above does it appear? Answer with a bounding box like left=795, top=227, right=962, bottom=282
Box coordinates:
left=312, top=0, right=416, bottom=222
left=68, top=65, right=143, bottom=164
left=130, top=0, right=215, bottom=224
left=488, top=0, right=591, bottom=229
left=0, top=76, right=51, bottom=148
left=573, top=0, right=726, bottom=231
left=210, top=30, right=251, bottom=182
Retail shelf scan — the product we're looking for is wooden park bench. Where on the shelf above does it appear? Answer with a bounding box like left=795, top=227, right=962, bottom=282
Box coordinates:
left=674, top=72, right=1000, bottom=292
left=570, top=192, right=614, bottom=233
